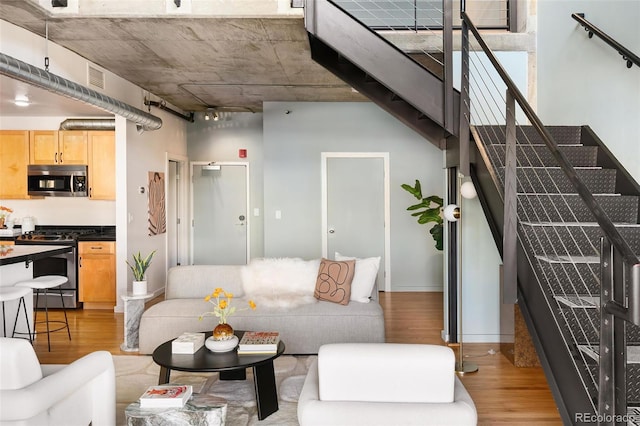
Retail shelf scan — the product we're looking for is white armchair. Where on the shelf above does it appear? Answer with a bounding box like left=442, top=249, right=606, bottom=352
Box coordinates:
left=0, top=337, right=115, bottom=426
left=298, top=343, right=477, bottom=426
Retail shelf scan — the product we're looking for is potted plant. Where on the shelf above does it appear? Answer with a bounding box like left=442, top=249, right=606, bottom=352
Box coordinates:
left=401, top=180, right=444, bottom=251
left=126, top=250, right=156, bottom=295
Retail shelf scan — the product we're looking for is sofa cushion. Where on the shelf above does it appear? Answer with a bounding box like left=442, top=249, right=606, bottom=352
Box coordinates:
left=335, top=252, right=381, bottom=303
left=166, top=265, right=245, bottom=299
left=314, top=258, right=355, bottom=305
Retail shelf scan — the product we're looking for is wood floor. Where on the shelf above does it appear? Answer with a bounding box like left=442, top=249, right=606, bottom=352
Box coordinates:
left=31, top=292, right=561, bottom=424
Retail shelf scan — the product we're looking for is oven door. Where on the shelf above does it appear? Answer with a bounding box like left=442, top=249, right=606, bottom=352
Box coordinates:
left=32, top=248, right=78, bottom=309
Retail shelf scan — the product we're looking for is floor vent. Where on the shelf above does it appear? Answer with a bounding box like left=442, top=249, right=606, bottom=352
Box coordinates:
left=87, top=65, right=105, bottom=90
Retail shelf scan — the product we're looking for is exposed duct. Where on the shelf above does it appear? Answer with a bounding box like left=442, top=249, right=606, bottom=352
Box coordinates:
left=59, top=118, right=116, bottom=131
left=0, top=52, right=162, bottom=131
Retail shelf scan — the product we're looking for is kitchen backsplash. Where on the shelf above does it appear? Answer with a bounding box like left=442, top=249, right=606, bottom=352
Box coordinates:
left=1, top=198, right=115, bottom=227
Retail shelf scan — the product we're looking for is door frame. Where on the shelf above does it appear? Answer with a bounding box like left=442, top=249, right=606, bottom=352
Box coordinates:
left=321, top=152, right=391, bottom=292
left=189, top=161, right=251, bottom=265
left=166, top=153, right=188, bottom=272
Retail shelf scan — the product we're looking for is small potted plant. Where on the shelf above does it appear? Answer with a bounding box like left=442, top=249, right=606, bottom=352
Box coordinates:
left=126, top=250, right=156, bottom=295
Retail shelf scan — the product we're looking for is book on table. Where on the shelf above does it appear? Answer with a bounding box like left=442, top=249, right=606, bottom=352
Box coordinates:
left=171, top=332, right=205, bottom=354
left=139, top=384, right=193, bottom=408
left=237, top=331, right=280, bottom=354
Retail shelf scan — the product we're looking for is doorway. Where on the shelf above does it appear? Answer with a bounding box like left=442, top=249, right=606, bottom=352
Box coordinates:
left=190, top=162, right=250, bottom=265
left=321, top=153, right=391, bottom=292
left=166, top=154, right=188, bottom=270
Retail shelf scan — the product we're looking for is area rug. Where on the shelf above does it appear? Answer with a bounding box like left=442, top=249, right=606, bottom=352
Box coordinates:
left=114, top=355, right=313, bottom=426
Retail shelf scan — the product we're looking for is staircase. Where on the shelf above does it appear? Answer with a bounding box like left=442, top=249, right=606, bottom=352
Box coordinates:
left=304, top=0, right=640, bottom=422
left=472, top=124, right=640, bottom=421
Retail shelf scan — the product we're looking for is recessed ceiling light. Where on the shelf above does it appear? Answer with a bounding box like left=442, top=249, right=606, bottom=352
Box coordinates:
left=14, top=96, right=30, bottom=107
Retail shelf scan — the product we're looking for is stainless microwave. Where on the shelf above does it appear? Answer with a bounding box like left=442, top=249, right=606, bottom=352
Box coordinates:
left=28, top=165, right=88, bottom=197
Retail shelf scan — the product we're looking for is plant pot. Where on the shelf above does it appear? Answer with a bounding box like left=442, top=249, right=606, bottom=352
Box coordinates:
left=132, top=280, right=148, bottom=295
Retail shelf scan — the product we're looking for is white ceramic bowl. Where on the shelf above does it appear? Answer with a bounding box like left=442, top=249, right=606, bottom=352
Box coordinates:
left=205, top=335, right=239, bottom=353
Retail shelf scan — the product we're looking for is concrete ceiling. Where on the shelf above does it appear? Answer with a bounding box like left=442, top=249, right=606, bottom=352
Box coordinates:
left=0, top=0, right=367, bottom=118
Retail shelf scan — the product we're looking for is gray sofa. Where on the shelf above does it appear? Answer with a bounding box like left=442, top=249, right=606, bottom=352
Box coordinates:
left=138, top=264, right=386, bottom=354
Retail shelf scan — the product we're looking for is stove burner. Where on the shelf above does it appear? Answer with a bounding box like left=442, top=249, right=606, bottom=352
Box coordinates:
left=17, top=228, right=98, bottom=243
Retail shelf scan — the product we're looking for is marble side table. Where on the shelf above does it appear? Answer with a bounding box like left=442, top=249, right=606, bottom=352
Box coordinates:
left=121, top=292, right=154, bottom=352
left=125, top=394, right=227, bottom=426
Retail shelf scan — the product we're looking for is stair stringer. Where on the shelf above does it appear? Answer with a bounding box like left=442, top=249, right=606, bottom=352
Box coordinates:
left=470, top=134, right=596, bottom=424
left=305, top=0, right=460, bottom=149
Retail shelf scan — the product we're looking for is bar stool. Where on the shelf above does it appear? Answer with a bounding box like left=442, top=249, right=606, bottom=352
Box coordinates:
left=15, top=275, right=71, bottom=351
left=0, top=286, right=32, bottom=342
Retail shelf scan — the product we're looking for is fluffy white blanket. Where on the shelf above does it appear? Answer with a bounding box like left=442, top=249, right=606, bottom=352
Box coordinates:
left=241, top=258, right=321, bottom=309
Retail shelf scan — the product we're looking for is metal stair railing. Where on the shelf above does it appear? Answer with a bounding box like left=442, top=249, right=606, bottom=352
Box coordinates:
left=332, top=0, right=513, bottom=31
left=571, top=13, right=640, bottom=69
left=460, top=10, right=640, bottom=425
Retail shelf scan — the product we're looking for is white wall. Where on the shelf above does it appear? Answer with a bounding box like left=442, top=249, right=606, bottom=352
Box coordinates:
left=537, top=0, right=640, bottom=182
left=263, top=101, right=445, bottom=291
left=121, top=110, right=188, bottom=309
left=188, top=104, right=446, bottom=291
left=187, top=112, right=265, bottom=260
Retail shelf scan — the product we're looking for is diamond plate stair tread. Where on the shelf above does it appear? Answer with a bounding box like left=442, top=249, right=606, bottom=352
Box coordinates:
left=486, top=144, right=598, bottom=167
left=517, top=194, right=639, bottom=223
left=536, top=254, right=599, bottom=263
left=578, top=345, right=640, bottom=364
left=555, top=295, right=598, bottom=308
left=475, top=125, right=582, bottom=145
left=629, top=407, right=640, bottom=426
left=499, top=167, right=617, bottom=194
left=523, top=224, right=640, bottom=256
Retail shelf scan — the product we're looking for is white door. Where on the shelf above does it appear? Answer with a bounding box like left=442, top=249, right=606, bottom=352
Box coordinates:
left=191, top=163, right=249, bottom=265
left=322, top=153, right=390, bottom=292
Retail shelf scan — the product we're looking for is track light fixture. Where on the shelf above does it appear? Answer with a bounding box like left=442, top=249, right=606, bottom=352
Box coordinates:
left=204, top=109, right=220, bottom=121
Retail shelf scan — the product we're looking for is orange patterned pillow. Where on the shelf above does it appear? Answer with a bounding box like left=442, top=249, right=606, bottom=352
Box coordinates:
left=314, top=258, right=355, bottom=305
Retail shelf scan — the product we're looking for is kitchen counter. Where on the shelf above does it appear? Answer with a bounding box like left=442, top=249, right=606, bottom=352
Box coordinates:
left=77, top=233, right=116, bottom=242
left=0, top=244, right=73, bottom=266
left=0, top=244, right=74, bottom=337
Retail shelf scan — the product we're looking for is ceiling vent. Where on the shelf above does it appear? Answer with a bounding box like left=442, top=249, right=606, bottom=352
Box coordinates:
left=87, top=65, right=105, bottom=90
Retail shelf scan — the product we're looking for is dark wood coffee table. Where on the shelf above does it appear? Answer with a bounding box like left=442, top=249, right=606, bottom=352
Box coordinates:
left=152, top=330, right=285, bottom=420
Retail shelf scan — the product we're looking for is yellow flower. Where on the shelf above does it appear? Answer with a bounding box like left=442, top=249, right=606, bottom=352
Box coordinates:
left=199, top=287, right=257, bottom=325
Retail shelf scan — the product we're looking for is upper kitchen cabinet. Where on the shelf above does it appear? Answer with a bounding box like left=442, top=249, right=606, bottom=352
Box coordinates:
left=30, top=130, right=88, bottom=165
left=0, top=130, right=31, bottom=199
left=88, top=131, right=115, bottom=200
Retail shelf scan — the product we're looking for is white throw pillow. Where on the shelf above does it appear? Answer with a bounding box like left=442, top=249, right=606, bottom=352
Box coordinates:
left=335, top=252, right=381, bottom=303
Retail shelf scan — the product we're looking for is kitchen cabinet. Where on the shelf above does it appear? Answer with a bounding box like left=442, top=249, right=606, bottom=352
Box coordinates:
left=0, top=130, right=31, bottom=199
left=58, top=131, right=89, bottom=164
left=30, top=130, right=88, bottom=165
left=78, top=241, right=115, bottom=309
left=88, top=131, right=115, bottom=200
